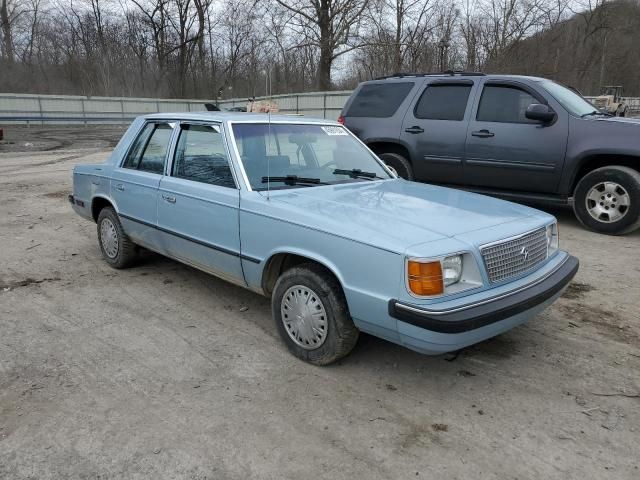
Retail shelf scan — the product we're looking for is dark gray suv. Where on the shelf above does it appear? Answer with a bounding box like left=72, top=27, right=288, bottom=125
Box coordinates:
left=339, top=72, right=640, bottom=235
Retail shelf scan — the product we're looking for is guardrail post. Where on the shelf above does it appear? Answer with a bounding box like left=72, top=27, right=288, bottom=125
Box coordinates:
left=36, top=96, right=43, bottom=128
left=296, top=95, right=299, bottom=114
left=81, top=98, right=87, bottom=127
left=120, top=99, right=125, bottom=124
left=323, top=93, right=327, bottom=118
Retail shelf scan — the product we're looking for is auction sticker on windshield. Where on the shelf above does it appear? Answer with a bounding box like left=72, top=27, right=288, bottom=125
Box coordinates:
left=321, top=126, right=348, bottom=136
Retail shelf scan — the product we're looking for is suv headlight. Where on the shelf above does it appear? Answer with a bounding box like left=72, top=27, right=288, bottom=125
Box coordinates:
left=407, top=253, right=482, bottom=297
left=546, top=222, right=559, bottom=256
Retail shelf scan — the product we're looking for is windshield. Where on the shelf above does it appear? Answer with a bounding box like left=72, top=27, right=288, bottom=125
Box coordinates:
left=539, top=80, right=598, bottom=117
left=231, top=123, right=392, bottom=190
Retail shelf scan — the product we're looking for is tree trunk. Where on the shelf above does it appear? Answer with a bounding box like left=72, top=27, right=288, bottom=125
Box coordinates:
left=1, top=0, right=14, bottom=63
left=317, top=0, right=332, bottom=90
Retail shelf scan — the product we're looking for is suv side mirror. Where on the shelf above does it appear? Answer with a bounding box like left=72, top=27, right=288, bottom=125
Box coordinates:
left=525, top=104, right=556, bottom=124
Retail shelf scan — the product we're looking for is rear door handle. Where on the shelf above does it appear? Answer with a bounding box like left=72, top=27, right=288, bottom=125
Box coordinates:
left=162, top=194, right=176, bottom=204
left=471, top=129, right=495, bottom=138
left=115, top=183, right=125, bottom=191
left=404, top=126, right=425, bottom=134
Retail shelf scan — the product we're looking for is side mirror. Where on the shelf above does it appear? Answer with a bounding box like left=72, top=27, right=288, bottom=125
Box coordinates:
left=525, top=104, right=556, bottom=124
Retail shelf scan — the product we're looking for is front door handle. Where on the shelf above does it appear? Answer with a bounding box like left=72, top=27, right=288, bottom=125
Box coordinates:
left=115, top=183, right=125, bottom=191
left=162, top=194, right=176, bottom=204
left=405, top=126, right=425, bottom=134
left=471, top=129, right=495, bottom=138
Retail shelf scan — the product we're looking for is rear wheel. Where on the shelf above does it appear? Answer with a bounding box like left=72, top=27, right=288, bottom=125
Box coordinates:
left=271, top=263, right=359, bottom=365
left=97, top=207, right=137, bottom=268
left=378, top=152, right=413, bottom=180
left=573, top=166, right=640, bottom=235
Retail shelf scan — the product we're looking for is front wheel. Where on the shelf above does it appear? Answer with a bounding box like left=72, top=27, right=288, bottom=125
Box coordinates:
left=271, top=263, right=359, bottom=365
left=573, top=166, right=640, bottom=235
left=378, top=152, right=413, bottom=180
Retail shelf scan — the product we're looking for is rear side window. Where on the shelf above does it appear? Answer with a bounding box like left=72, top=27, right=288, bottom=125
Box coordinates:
left=123, top=122, right=173, bottom=173
left=476, top=85, right=538, bottom=123
left=346, top=82, right=414, bottom=117
left=172, top=124, right=235, bottom=188
left=414, top=84, right=472, bottom=121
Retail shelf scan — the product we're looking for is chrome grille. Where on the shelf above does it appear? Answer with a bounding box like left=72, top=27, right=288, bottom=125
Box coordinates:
left=481, top=228, right=548, bottom=283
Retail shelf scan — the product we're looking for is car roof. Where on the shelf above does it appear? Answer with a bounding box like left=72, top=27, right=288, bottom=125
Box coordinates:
left=363, top=73, right=547, bottom=83
left=142, top=112, right=340, bottom=124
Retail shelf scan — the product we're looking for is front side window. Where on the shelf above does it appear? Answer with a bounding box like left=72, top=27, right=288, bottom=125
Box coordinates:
left=346, top=82, right=415, bottom=118
left=123, top=122, right=173, bottom=173
left=414, top=84, right=472, bottom=121
left=172, top=124, right=235, bottom=188
left=476, top=85, right=538, bottom=123
left=231, top=123, right=392, bottom=190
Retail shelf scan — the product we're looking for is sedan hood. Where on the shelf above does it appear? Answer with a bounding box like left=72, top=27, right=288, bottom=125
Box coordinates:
left=267, top=180, right=550, bottom=253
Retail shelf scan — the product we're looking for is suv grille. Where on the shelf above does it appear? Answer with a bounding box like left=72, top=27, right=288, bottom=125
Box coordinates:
left=481, top=228, right=548, bottom=283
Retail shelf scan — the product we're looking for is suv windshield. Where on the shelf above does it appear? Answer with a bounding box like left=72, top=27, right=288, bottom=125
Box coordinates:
left=539, top=80, right=598, bottom=117
left=231, top=123, right=392, bottom=190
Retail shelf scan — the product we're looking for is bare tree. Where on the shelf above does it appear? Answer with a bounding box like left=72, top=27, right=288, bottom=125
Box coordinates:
left=274, top=0, right=371, bottom=89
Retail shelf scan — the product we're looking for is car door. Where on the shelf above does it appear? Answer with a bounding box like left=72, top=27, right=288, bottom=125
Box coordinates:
left=156, top=122, right=243, bottom=285
left=464, top=80, right=568, bottom=193
left=399, top=80, right=475, bottom=184
left=111, top=121, right=174, bottom=249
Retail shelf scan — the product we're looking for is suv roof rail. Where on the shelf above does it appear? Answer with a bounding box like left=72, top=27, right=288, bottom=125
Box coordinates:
left=374, top=70, right=486, bottom=80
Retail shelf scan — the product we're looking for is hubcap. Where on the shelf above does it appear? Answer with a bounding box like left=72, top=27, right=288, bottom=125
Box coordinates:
left=100, top=218, right=119, bottom=258
left=585, top=181, right=630, bottom=224
left=281, top=285, right=328, bottom=350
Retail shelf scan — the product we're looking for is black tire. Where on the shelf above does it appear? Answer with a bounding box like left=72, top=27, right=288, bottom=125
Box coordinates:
left=378, top=152, right=413, bottom=180
left=271, top=263, right=359, bottom=365
left=96, top=206, right=137, bottom=268
left=573, top=166, right=640, bottom=235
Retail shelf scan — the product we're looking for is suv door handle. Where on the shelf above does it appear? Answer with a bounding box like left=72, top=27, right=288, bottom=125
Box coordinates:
left=404, top=126, right=424, bottom=134
left=162, top=194, right=176, bottom=204
left=115, top=183, right=125, bottom=191
left=471, top=129, right=495, bottom=138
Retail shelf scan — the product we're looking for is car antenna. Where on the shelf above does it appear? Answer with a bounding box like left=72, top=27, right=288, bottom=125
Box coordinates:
left=266, top=67, right=272, bottom=201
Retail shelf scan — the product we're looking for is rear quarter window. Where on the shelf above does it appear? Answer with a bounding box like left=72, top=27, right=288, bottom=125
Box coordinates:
left=346, top=82, right=414, bottom=118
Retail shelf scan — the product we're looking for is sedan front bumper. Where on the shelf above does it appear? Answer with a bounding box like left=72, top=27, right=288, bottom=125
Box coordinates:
left=389, top=254, right=579, bottom=334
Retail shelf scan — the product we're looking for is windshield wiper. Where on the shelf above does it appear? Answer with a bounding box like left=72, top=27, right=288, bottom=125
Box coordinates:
left=261, top=175, right=326, bottom=186
left=333, top=168, right=383, bottom=180
left=581, top=110, right=613, bottom=118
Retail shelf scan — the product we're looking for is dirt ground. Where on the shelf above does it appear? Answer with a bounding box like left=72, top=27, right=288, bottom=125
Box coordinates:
left=0, top=126, right=639, bottom=480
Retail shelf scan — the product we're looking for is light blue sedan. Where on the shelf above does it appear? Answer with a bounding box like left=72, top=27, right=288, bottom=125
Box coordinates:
left=70, top=113, right=579, bottom=365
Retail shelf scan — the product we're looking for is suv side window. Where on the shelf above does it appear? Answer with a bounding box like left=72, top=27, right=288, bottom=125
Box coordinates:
left=346, top=82, right=415, bottom=118
left=123, top=122, right=173, bottom=173
left=414, top=84, right=472, bottom=121
left=477, top=85, right=538, bottom=123
left=172, top=124, right=235, bottom=188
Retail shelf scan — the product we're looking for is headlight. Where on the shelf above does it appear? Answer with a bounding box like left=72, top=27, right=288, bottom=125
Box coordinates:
left=407, top=253, right=482, bottom=297
left=442, top=255, right=463, bottom=286
left=546, top=222, right=559, bottom=256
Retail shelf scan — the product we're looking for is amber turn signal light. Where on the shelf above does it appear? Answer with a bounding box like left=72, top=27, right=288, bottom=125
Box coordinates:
left=407, top=260, right=444, bottom=296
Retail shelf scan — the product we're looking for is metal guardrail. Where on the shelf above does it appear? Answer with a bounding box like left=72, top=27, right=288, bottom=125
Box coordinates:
left=1, top=91, right=638, bottom=125
left=0, top=93, right=215, bottom=125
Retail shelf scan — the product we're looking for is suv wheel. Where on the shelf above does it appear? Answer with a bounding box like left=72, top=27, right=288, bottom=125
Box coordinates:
left=573, top=166, right=640, bottom=235
left=378, top=152, right=413, bottom=180
left=97, top=207, right=138, bottom=268
left=271, top=263, right=359, bottom=365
